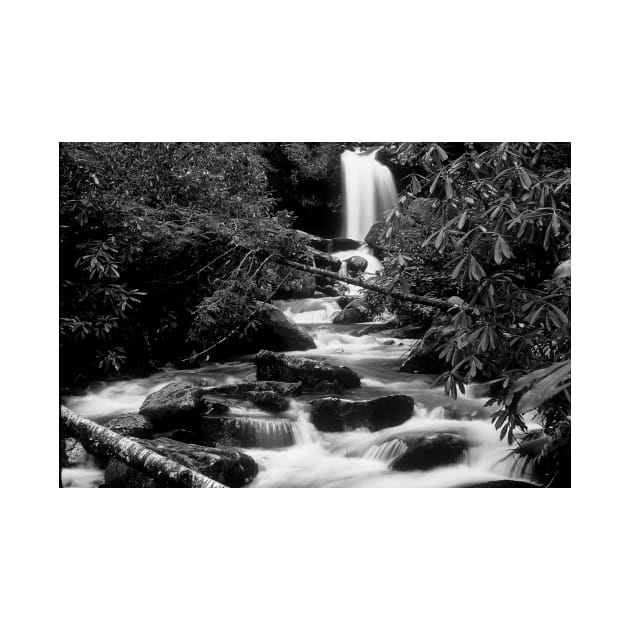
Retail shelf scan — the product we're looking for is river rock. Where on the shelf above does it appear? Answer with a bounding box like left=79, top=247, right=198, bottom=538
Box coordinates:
left=139, top=383, right=207, bottom=429
left=251, top=304, right=317, bottom=352
left=256, top=350, right=361, bottom=390
left=103, top=437, right=258, bottom=487
left=331, top=237, right=362, bottom=251
left=390, top=433, right=467, bottom=471
left=456, top=479, right=539, bottom=488
left=400, top=325, right=457, bottom=374
left=336, top=296, right=353, bottom=309
left=200, top=416, right=297, bottom=449
left=205, top=381, right=303, bottom=397
left=103, top=413, right=155, bottom=438
left=345, top=255, right=368, bottom=274
left=321, top=284, right=341, bottom=297
left=332, top=300, right=369, bottom=325
left=309, top=394, right=414, bottom=432
left=311, top=250, right=342, bottom=272
left=312, top=380, right=343, bottom=395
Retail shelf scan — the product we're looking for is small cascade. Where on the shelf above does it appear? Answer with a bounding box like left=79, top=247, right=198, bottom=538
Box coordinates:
left=341, top=148, right=397, bottom=241
left=225, top=417, right=300, bottom=449
left=274, top=297, right=341, bottom=324
left=364, top=438, right=408, bottom=462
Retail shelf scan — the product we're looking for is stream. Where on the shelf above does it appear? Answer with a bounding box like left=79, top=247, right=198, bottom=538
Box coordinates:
left=62, top=296, right=540, bottom=488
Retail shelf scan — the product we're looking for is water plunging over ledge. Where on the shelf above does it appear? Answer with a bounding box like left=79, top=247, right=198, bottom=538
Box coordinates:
left=341, top=147, right=397, bottom=241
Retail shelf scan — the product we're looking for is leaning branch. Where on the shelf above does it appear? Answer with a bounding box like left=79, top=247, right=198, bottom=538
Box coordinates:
left=275, top=258, right=455, bottom=310
left=60, top=406, right=226, bottom=488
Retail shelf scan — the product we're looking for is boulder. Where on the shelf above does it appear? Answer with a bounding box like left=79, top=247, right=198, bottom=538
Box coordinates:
left=247, top=390, right=290, bottom=412
left=139, top=383, right=206, bottom=430
left=400, top=325, right=457, bottom=374
left=200, top=395, right=231, bottom=415
left=332, top=299, right=369, bottom=325
left=256, top=350, right=361, bottom=390
left=390, top=433, right=467, bottom=471
left=331, top=237, right=362, bottom=251
left=251, top=304, right=317, bottom=352
left=103, top=413, right=155, bottom=438
left=345, top=255, right=368, bottom=274
left=336, top=296, right=353, bottom=309
left=312, top=380, right=343, bottom=395
left=321, top=284, right=341, bottom=297
left=309, top=394, right=414, bottom=432
left=103, top=437, right=258, bottom=487
left=200, top=416, right=297, bottom=449
left=311, top=250, right=342, bottom=272
left=62, top=438, right=91, bottom=467
left=364, top=221, right=388, bottom=255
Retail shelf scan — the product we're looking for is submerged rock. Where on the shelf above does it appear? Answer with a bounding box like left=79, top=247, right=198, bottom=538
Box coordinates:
left=309, top=394, right=415, bottom=432
left=390, top=433, right=467, bottom=471
left=256, top=350, right=361, bottom=390
left=103, top=413, right=155, bottom=438
left=201, top=415, right=298, bottom=449
left=103, top=437, right=258, bottom=487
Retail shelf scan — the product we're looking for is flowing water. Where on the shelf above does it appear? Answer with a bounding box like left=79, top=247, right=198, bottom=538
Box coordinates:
left=62, top=294, right=541, bottom=488
left=341, top=148, right=397, bottom=241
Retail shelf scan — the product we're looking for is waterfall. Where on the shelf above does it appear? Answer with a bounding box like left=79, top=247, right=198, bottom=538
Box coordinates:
left=341, top=148, right=397, bottom=241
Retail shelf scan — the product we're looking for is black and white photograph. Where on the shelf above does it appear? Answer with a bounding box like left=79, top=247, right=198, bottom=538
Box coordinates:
left=59, top=142, right=571, bottom=488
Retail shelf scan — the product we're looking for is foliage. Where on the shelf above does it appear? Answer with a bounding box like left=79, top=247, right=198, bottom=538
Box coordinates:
left=376, top=142, right=571, bottom=485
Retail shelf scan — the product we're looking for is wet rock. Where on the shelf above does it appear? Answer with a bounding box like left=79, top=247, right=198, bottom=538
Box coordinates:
left=309, top=394, right=414, bottom=432
left=381, top=339, right=395, bottom=345
left=321, top=284, right=341, bottom=297
left=103, top=413, right=155, bottom=438
left=313, top=291, right=326, bottom=298
left=345, top=255, right=368, bottom=275
left=63, top=438, right=91, bottom=467
left=311, top=250, right=342, bottom=272
left=200, top=395, right=231, bottom=415
left=332, top=299, right=369, bottom=325
left=247, top=390, right=290, bottom=412
left=390, top=433, right=467, bottom=471
left=152, top=429, right=200, bottom=444
left=331, top=237, right=362, bottom=251
left=364, top=221, right=387, bottom=256
left=202, top=416, right=298, bottom=449
left=251, top=304, right=317, bottom=352
left=336, top=296, right=353, bottom=309
left=139, top=383, right=206, bottom=430
left=256, top=350, right=361, bottom=390
left=400, top=325, right=457, bottom=374
left=312, top=380, right=343, bottom=395
left=205, top=381, right=303, bottom=398
left=103, top=437, right=258, bottom=487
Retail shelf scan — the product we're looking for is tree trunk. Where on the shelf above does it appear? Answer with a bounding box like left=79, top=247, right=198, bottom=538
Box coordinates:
left=60, top=406, right=226, bottom=488
left=275, top=258, right=454, bottom=310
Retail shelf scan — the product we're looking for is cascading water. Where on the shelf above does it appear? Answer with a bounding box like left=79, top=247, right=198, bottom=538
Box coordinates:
left=341, top=147, right=398, bottom=241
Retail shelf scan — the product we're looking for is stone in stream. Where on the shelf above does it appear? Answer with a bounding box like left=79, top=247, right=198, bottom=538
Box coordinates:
left=331, top=237, right=362, bottom=252
left=331, top=299, right=369, bottom=325
left=205, top=380, right=303, bottom=397
left=390, top=433, right=467, bottom=471
left=103, top=413, right=155, bottom=438
left=103, top=437, right=258, bottom=487
left=308, top=394, right=415, bottom=432
left=364, top=220, right=387, bottom=256
left=198, top=415, right=298, bottom=449
left=344, top=255, right=368, bottom=275
left=456, top=479, right=539, bottom=488
left=255, top=350, right=361, bottom=390
left=251, top=304, right=317, bottom=352
left=139, top=383, right=207, bottom=430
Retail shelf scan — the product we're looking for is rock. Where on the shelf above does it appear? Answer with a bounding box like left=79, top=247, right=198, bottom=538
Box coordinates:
left=400, top=325, right=457, bottom=374
left=336, top=296, right=353, bottom=309
left=205, top=381, right=303, bottom=397
left=63, top=438, right=91, bottom=467
left=247, top=390, right=290, bottom=412
left=456, top=479, right=539, bottom=488
left=309, top=394, right=414, bottom=432
left=311, top=250, right=342, bottom=272
left=332, top=299, right=369, bottom=325
left=312, top=380, right=343, bottom=395
left=256, top=350, right=361, bottom=390
left=321, top=284, right=340, bottom=297
left=331, top=237, right=362, bottom=251
left=381, top=339, right=395, bottom=345
left=390, top=433, right=467, bottom=471
left=313, top=291, right=326, bottom=298
left=152, top=429, right=200, bottom=444
left=345, top=255, right=368, bottom=274
left=103, top=413, right=155, bottom=438
left=103, top=437, right=258, bottom=487
left=200, top=395, right=231, bottom=415
left=139, top=383, right=206, bottom=430
left=251, top=304, right=317, bottom=352
left=364, top=221, right=388, bottom=255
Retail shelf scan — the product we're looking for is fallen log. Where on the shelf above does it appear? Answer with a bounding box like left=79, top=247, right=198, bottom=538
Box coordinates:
left=275, top=258, right=455, bottom=310
left=60, top=405, right=226, bottom=488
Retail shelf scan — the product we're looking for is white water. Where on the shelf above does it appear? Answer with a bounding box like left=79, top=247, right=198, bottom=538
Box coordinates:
left=63, top=301, right=541, bottom=487
left=341, top=148, right=397, bottom=241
